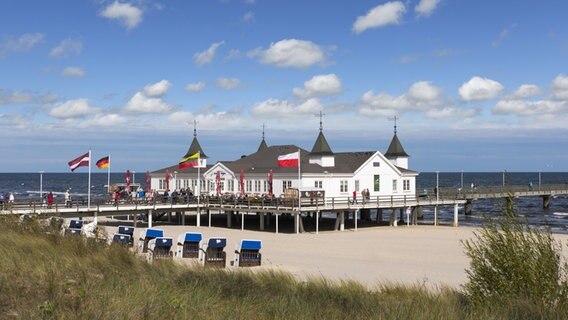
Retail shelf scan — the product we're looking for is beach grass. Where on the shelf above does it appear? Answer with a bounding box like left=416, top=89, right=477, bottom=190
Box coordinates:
left=0, top=216, right=567, bottom=319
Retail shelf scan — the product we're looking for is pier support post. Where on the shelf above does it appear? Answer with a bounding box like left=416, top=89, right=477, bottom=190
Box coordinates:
left=453, top=204, right=459, bottom=227
left=182, top=211, right=185, bottom=226
left=196, top=207, right=201, bottom=227
left=260, top=212, right=265, bottom=231
left=389, top=209, right=397, bottom=226
left=376, top=208, right=383, bottom=224
left=354, top=210, right=358, bottom=231
left=465, top=200, right=473, bottom=215
left=208, top=209, right=211, bottom=228
left=398, top=208, right=405, bottom=225
left=241, top=211, right=245, bottom=231
left=316, top=210, right=319, bottom=234
left=299, top=214, right=304, bottom=233
left=542, top=195, right=551, bottom=209
left=340, top=211, right=345, bottom=231
left=148, top=210, right=152, bottom=228
left=411, top=206, right=419, bottom=225
left=276, top=213, right=279, bottom=234
left=226, top=210, right=232, bottom=228
left=434, top=206, right=438, bottom=226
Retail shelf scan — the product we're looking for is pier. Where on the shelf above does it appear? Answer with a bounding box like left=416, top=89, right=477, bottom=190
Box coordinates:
left=3, top=183, right=567, bottom=234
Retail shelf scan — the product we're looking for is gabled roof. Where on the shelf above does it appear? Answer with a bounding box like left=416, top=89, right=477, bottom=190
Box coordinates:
left=385, top=134, right=409, bottom=158
left=152, top=163, right=212, bottom=174
left=310, top=131, right=334, bottom=156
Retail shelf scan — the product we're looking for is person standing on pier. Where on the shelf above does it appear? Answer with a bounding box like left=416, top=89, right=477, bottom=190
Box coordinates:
left=352, top=190, right=358, bottom=204
left=47, top=192, right=53, bottom=208
left=65, top=190, right=71, bottom=207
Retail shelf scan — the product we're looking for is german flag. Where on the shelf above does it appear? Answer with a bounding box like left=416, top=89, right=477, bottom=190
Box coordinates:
left=179, top=152, right=199, bottom=169
left=96, top=156, right=110, bottom=169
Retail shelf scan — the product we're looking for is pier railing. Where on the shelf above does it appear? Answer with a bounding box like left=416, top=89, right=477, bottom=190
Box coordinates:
left=421, top=183, right=568, bottom=200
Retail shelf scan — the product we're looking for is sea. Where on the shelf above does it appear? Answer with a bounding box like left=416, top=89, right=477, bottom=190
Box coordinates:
left=1, top=172, right=568, bottom=233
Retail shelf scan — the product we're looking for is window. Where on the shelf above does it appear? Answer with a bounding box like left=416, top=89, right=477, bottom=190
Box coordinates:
left=314, top=180, right=322, bottom=188
left=373, top=162, right=380, bottom=167
left=374, top=175, right=380, bottom=192
left=219, top=181, right=225, bottom=193
left=403, top=179, right=410, bottom=191
left=159, top=179, right=164, bottom=190
left=228, top=180, right=234, bottom=192
left=392, top=179, right=397, bottom=192
left=254, top=180, right=261, bottom=192
left=282, top=180, right=292, bottom=190
left=355, top=180, right=360, bottom=191
left=263, top=181, right=267, bottom=192
left=246, top=180, right=252, bottom=192
left=340, top=180, right=348, bottom=193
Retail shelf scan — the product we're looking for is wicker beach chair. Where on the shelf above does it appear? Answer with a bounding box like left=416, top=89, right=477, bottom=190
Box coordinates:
left=64, top=219, right=83, bottom=237
left=117, top=225, right=135, bottom=246
left=233, top=239, right=262, bottom=267
left=176, top=232, right=203, bottom=259
left=137, top=228, right=164, bottom=253
left=147, top=237, right=173, bottom=260
left=202, top=238, right=227, bottom=268
left=111, top=233, right=131, bottom=245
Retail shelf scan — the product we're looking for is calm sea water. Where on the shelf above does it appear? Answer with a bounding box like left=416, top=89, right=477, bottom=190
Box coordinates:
left=1, top=172, right=567, bottom=233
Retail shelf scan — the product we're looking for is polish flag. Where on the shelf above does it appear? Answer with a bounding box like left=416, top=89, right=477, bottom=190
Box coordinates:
left=277, top=151, right=299, bottom=167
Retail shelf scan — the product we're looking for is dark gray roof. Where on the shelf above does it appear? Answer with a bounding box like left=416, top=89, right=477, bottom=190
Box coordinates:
left=219, top=145, right=372, bottom=175
left=184, top=136, right=208, bottom=159
left=385, top=134, right=409, bottom=158
left=396, top=166, right=418, bottom=175
left=310, top=131, right=334, bottom=156
left=257, top=138, right=268, bottom=152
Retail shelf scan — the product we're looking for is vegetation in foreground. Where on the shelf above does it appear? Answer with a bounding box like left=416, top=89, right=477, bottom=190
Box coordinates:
left=1, top=209, right=567, bottom=319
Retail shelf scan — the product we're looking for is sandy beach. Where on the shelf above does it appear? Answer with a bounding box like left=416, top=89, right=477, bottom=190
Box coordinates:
left=99, top=218, right=568, bottom=289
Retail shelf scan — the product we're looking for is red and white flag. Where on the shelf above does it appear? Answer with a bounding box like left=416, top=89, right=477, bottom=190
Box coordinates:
left=277, top=151, right=299, bottom=167
left=68, top=152, right=90, bottom=172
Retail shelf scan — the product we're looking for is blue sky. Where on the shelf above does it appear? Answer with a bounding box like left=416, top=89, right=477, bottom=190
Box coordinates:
left=1, top=0, right=567, bottom=173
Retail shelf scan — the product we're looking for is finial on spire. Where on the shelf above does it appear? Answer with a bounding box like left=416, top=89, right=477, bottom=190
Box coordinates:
left=193, top=119, right=197, bottom=138
left=262, top=123, right=265, bottom=140
left=315, top=110, right=325, bottom=132
left=390, top=115, right=399, bottom=135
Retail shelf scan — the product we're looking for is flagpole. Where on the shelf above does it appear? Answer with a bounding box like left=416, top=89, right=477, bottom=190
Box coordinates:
left=107, top=154, right=111, bottom=194
left=88, top=149, right=92, bottom=211
left=197, top=152, right=201, bottom=227
left=297, top=148, right=301, bottom=233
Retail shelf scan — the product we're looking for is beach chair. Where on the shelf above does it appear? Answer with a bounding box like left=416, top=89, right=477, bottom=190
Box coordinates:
left=176, top=232, right=203, bottom=259
left=233, top=239, right=262, bottom=267
left=117, top=225, right=135, bottom=246
left=201, top=237, right=227, bottom=268
left=64, top=219, right=83, bottom=237
left=147, top=237, right=173, bottom=260
left=111, top=233, right=132, bottom=246
left=137, top=228, right=164, bottom=253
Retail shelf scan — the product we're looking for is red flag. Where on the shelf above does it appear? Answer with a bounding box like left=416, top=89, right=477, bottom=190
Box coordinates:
left=165, top=170, right=170, bottom=191
left=68, top=152, right=90, bottom=172
left=216, top=171, right=221, bottom=196
left=268, top=169, right=273, bottom=195
left=240, top=169, right=245, bottom=194
left=277, top=151, right=299, bottom=167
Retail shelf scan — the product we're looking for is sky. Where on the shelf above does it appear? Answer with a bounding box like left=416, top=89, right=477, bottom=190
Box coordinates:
left=1, top=0, right=567, bottom=173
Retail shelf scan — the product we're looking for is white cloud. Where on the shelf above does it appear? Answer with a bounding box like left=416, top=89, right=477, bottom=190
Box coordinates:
left=242, top=11, right=255, bottom=22
left=100, top=1, right=143, bottom=30
left=399, top=54, right=419, bottom=64
left=251, top=98, right=323, bottom=117
left=360, top=81, right=443, bottom=113
left=0, top=33, right=44, bottom=57
left=551, top=74, right=568, bottom=100
left=352, top=1, right=406, bottom=34
left=426, top=106, right=480, bottom=119
left=250, top=39, right=325, bottom=69
left=217, top=78, right=241, bottom=90
left=49, top=99, right=98, bottom=119
left=224, top=49, right=242, bottom=61
left=80, top=113, right=127, bottom=127
left=168, top=109, right=244, bottom=129
left=492, top=23, right=517, bottom=47
left=459, top=76, right=504, bottom=101
left=509, top=84, right=541, bottom=99
left=50, top=39, right=82, bottom=58
left=194, top=41, right=225, bottom=66
left=493, top=99, right=568, bottom=116
left=293, top=74, right=342, bottom=98
left=124, top=92, right=173, bottom=114
left=143, top=80, right=171, bottom=97
left=61, top=66, right=85, bottom=78
left=415, top=0, right=441, bottom=17
left=185, top=82, right=206, bottom=92
left=0, top=89, right=57, bottom=105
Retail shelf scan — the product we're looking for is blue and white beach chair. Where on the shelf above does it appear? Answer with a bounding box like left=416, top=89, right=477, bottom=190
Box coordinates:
left=137, top=228, right=164, bottom=253
left=117, top=225, right=135, bottom=246
left=111, top=233, right=131, bottom=245
left=176, top=232, right=203, bottom=259
left=201, top=237, right=227, bottom=268
left=64, top=219, right=83, bottom=237
left=233, top=239, right=262, bottom=267
left=147, top=237, right=173, bottom=260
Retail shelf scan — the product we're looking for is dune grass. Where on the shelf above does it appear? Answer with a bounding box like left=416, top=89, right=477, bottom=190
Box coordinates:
left=0, top=216, right=566, bottom=319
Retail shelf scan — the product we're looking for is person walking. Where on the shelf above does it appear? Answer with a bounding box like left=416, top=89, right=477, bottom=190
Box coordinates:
left=47, top=192, right=54, bottom=208
left=352, top=190, right=358, bottom=204
left=65, top=190, right=71, bottom=208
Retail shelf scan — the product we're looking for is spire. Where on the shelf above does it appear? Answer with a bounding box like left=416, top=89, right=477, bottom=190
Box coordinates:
left=184, top=120, right=207, bottom=158
left=385, top=117, right=409, bottom=158
left=257, top=123, right=268, bottom=152
left=310, top=111, right=333, bottom=155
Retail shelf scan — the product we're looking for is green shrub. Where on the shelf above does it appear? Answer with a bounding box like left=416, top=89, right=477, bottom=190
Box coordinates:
left=462, top=201, right=568, bottom=310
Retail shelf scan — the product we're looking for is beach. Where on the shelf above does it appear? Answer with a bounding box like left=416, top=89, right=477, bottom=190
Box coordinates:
left=102, top=221, right=568, bottom=289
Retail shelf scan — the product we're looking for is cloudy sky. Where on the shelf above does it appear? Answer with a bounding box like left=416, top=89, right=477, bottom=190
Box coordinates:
left=1, top=0, right=567, bottom=173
